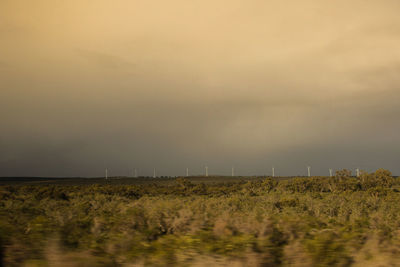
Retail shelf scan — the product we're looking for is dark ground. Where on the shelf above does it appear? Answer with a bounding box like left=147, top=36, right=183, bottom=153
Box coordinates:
left=0, top=175, right=294, bottom=186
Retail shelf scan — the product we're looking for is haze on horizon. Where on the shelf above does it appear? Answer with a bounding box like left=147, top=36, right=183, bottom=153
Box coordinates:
left=1, top=0, right=400, bottom=177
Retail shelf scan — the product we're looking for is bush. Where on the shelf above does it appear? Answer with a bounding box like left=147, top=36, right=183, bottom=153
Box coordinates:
left=1, top=169, right=399, bottom=266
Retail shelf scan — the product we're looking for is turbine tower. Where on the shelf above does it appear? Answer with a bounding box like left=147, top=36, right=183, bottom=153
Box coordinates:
left=307, top=166, right=311, bottom=177
left=232, top=166, right=234, bottom=177
left=153, top=168, right=156, bottom=178
left=329, top=169, right=333, bottom=177
left=186, top=168, right=189, bottom=177
left=272, top=167, right=275, bottom=177
left=205, top=166, right=208, bottom=177
left=105, top=168, right=108, bottom=179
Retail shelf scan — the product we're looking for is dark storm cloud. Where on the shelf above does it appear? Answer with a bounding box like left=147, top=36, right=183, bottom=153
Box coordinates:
left=1, top=0, right=400, bottom=176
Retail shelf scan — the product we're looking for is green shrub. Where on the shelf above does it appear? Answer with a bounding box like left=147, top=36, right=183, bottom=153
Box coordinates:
left=1, top=169, right=399, bottom=266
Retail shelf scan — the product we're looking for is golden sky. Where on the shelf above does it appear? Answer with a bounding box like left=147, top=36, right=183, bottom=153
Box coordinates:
left=1, top=0, right=400, bottom=176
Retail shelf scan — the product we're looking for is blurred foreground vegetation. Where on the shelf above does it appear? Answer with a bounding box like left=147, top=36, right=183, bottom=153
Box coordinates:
left=1, top=169, right=400, bottom=266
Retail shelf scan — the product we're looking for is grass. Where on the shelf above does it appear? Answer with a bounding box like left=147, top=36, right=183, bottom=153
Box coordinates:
left=0, top=169, right=399, bottom=266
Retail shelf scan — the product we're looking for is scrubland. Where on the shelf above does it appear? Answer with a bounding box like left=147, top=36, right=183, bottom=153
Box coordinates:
left=1, top=169, right=399, bottom=266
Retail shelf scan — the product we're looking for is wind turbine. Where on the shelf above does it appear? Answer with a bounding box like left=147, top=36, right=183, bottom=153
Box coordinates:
left=186, top=168, right=189, bottom=177
left=329, top=169, right=333, bottom=177
left=105, top=168, right=108, bottom=179
left=272, top=167, right=275, bottom=177
left=205, top=165, right=208, bottom=177
left=231, top=166, right=235, bottom=177
left=307, top=166, right=311, bottom=177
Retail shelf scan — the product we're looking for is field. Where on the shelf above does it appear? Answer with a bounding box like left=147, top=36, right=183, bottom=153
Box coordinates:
left=1, top=169, right=400, bottom=266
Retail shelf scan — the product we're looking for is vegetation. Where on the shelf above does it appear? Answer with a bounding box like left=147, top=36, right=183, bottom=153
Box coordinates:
left=1, top=169, right=399, bottom=266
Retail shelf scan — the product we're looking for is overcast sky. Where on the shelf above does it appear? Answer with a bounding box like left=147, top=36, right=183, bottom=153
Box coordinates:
left=1, top=0, right=400, bottom=177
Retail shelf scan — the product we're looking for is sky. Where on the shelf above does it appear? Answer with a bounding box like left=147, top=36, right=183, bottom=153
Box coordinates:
left=1, top=0, right=400, bottom=177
